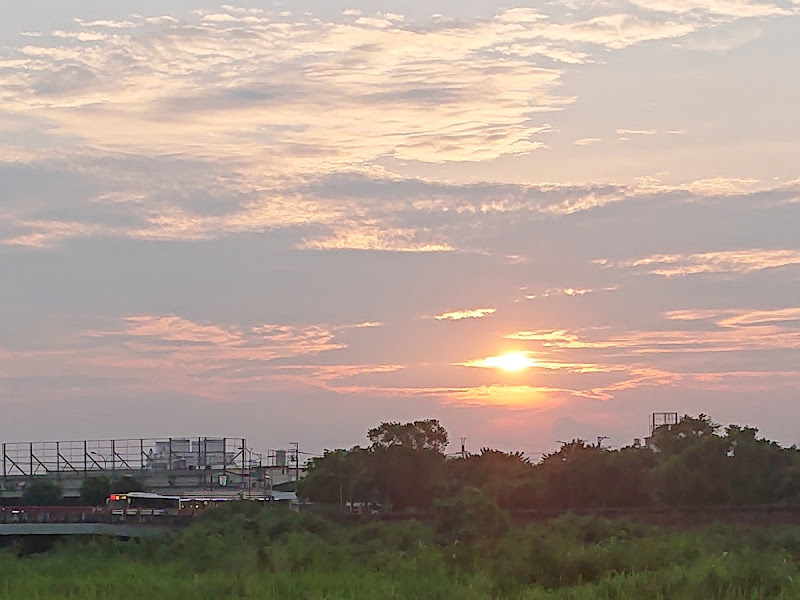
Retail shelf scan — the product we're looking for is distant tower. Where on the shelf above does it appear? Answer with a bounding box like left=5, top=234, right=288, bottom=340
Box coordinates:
left=646, top=412, right=679, bottom=451
left=650, top=412, right=679, bottom=436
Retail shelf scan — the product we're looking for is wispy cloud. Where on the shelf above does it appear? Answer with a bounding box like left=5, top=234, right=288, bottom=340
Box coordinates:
left=0, top=314, right=396, bottom=402
left=299, top=226, right=454, bottom=253
left=433, top=308, right=496, bottom=321
left=624, top=249, right=800, bottom=276
left=717, top=307, right=800, bottom=327
left=88, top=315, right=350, bottom=362
left=627, top=0, right=790, bottom=18
left=332, top=383, right=572, bottom=409
left=524, top=286, right=618, bottom=300
left=617, top=129, right=659, bottom=136
left=445, top=385, right=571, bottom=409
left=506, top=310, right=800, bottom=354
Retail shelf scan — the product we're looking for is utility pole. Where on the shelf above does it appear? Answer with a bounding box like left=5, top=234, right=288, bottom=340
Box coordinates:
left=290, top=442, right=299, bottom=483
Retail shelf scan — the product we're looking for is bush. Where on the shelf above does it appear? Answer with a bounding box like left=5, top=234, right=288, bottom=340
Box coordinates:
left=80, top=476, right=111, bottom=506
left=21, top=479, right=63, bottom=506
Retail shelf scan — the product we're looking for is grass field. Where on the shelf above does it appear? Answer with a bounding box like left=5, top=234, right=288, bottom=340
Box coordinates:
left=2, top=506, right=799, bottom=599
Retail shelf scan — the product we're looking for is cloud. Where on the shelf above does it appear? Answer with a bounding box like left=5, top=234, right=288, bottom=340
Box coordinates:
left=617, top=129, right=659, bottom=136
left=0, top=313, right=398, bottom=403
left=298, top=226, right=454, bottom=253
left=1, top=9, right=575, bottom=171
left=717, top=307, right=800, bottom=327
left=681, top=22, right=765, bottom=51
left=524, top=286, right=618, bottom=300
left=616, top=128, right=687, bottom=140
left=332, top=383, right=571, bottom=409
left=433, top=308, right=496, bottom=321
left=587, top=367, right=683, bottom=401
left=459, top=352, right=539, bottom=370
left=0, top=158, right=625, bottom=248
left=444, top=385, right=570, bottom=409
left=459, top=352, right=614, bottom=374
left=683, top=177, right=762, bottom=195
left=624, top=249, right=800, bottom=276
left=1, top=4, right=796, bottom=253
left=75, top=19, right=137, bottom=28
left=573, top=137, right=602, bottom=145
left=87, top=315, right=350, bottom=361
left=0, top=3, right=774, bottom=177
left=506, top=330, right=587, bottom=345
left=663, top=309, right=734, bottom=321
left=627, top=0, right=788, bottom=18
left=506, top=311, right=800, bottom=354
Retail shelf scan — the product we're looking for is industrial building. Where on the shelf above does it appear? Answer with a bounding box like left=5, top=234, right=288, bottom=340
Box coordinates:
left=0, top=435, right=305, bottom=501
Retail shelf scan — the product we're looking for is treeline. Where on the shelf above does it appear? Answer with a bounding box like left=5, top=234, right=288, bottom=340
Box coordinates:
left=13, top=475, right=145, bottom=507
left=299, top=416, right=800, bottom=511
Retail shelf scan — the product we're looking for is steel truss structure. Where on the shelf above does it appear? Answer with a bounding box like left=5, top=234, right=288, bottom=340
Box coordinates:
left=2, top=437, right=251, bottom=477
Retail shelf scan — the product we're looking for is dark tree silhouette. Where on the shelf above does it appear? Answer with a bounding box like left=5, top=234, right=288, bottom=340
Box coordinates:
left=22, top=479, right=63, bottom=506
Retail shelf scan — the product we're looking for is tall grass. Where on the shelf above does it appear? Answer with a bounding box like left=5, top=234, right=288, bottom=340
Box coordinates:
left=2, top=507, right=799, bottom=599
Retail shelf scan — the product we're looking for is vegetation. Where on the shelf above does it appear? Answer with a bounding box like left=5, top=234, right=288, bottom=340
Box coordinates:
left=80, top=475, right=146, bottom=506
left=300, top=415, right=800, bottom=511
left=3, top=504, right=800, bottom=598
left=20, top=479, right=62, bottom=506
left=5, top=415, right=800, bottom=598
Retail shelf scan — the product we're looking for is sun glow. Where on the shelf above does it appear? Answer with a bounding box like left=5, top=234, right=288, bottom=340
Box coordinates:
left=473, top=352, right=537, bottom=372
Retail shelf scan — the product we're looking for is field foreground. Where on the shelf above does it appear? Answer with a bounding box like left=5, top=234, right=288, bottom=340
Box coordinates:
left=2, top=502, right=800, bottom=599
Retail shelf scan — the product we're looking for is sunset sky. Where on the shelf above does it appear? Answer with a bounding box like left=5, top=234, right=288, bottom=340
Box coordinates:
left=1, top=0, right=799, bottom=457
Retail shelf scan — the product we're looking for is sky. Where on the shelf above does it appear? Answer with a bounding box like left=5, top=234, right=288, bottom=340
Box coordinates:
left=1, top=0, right=799, bottom=459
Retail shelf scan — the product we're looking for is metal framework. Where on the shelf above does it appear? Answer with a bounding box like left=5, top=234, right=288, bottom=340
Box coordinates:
left=2, top=437, right=251, bottom=478
left=650, top=412, right=679, bottom=436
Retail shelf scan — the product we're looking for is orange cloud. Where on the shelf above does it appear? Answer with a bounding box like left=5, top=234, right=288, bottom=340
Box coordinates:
left=460, top=352, right=538, bottom=371
left=445, top=385, right=568, bottom=409
left=331, top=383, right=569, bottom=410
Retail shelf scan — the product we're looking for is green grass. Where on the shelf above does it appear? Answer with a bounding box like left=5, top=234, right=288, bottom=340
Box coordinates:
left=2, top=509, right=799, bottom=599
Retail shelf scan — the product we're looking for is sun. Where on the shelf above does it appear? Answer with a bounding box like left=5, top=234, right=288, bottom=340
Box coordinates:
left=485, top=352, right=536, bottom=372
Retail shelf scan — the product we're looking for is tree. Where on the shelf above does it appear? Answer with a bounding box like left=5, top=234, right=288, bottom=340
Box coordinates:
left=79, top=475, right=144, bottom=506
left=299, top=447, right=376, bottom=508
left=80, top=476, right=111, bottom=506
left=367, top=419, right=449, bottom=453
left=649, top=414, right=720, bottom=456
left=301, top=420, right=450, bottom=511
left=371, top=443, right=445, bottom=510
left=367, top=420, right=449, bottom=510
left=443, top=448, right=534, bottom=505
left=649, top=435, right=731, bottom=505
left=111, top=475, right=146, bottom=494
left=22, top=479, right=63, bottom=506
